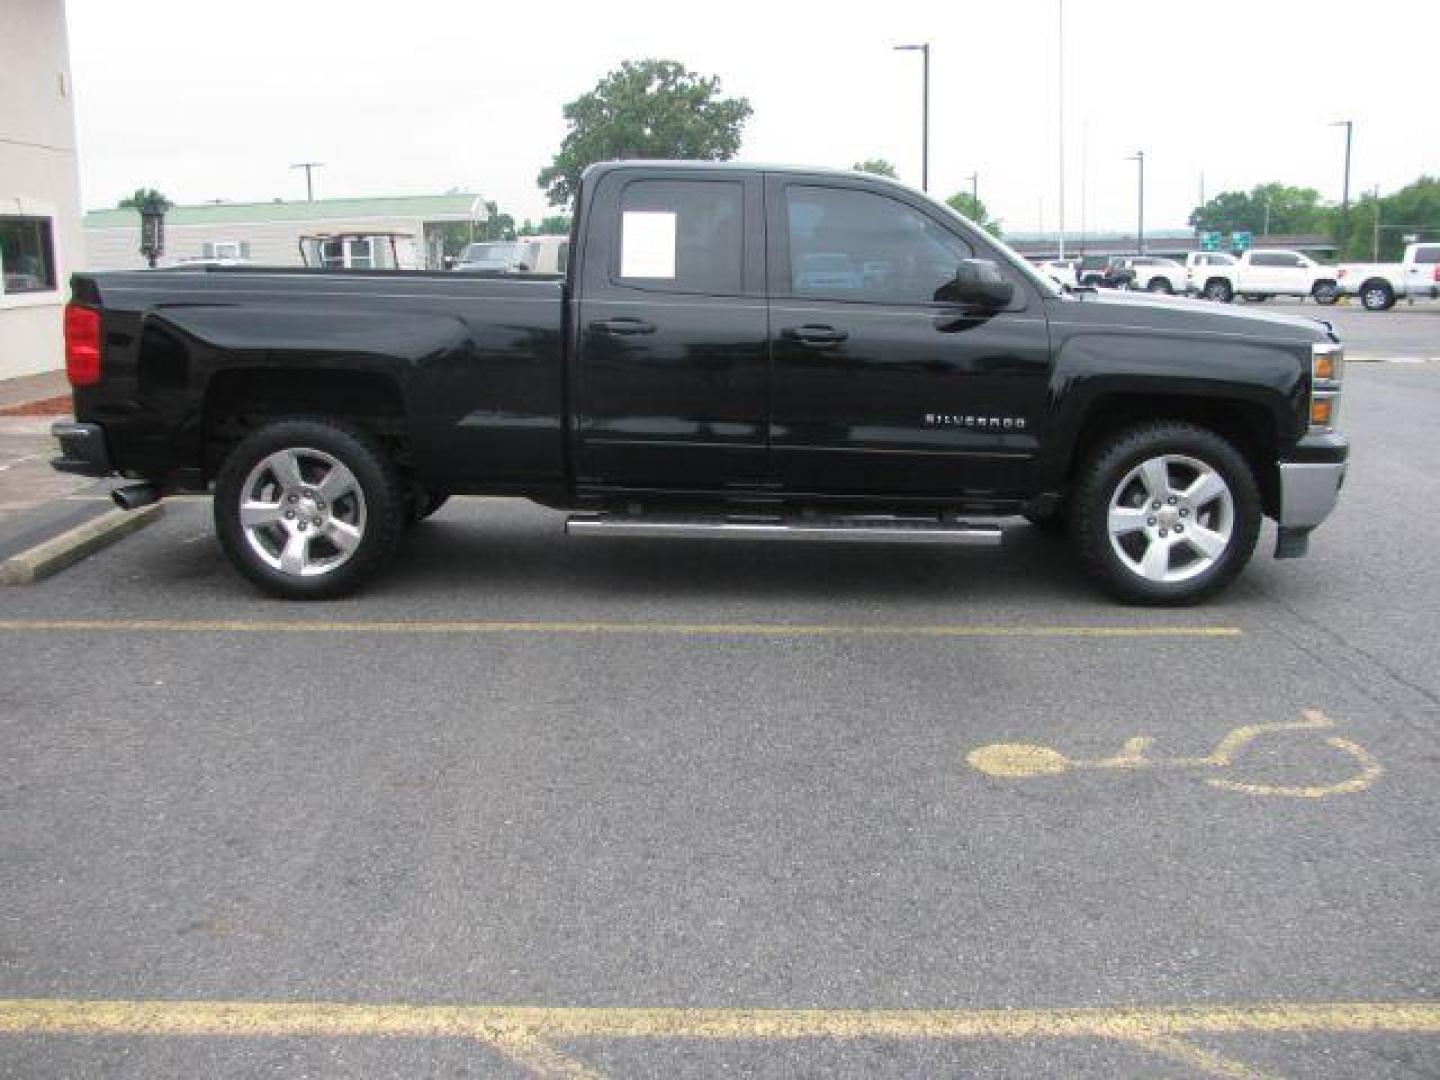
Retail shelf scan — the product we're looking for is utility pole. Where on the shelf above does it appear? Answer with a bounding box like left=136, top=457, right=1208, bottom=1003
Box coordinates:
left=1331, top=121, right=1353, bottom=254
left=967, top=172, right=978, bottom=205
left=894, top=43, right=930, bottom=192
left=1127, top=150, right=1146, bottom=254
left=290, top=161, right=324, bottom=202
left=1262, top=194, right=1271, bottom=238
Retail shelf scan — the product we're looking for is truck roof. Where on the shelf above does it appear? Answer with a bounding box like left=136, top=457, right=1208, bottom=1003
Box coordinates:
left=580, top=159, right=909, bottom=185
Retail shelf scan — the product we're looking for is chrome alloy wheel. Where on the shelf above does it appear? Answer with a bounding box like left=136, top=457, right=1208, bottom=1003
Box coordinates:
left=1106, top=454, right=1234, bottom=584
left=238, top=447, right=366, bottom=577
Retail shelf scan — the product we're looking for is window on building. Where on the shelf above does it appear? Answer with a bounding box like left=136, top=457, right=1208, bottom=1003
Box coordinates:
left=0, top=217, right=57, bottom=295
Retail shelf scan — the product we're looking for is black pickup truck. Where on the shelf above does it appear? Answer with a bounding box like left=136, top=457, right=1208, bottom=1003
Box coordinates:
left=53, top=161, right=1348, bottom=604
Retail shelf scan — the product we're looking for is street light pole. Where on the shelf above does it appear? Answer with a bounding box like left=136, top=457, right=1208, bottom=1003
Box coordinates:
left=967, top=172, right=978, bottom=204
left=1056, top=0, right=1066, bottom=259
left=1331, top=121, right=1352, bottom=254
left=894, top=43, right=930, bottom=192
left=1127, top=150, right=1146, bottom=254
left=291, top=161, right=324, bottom=202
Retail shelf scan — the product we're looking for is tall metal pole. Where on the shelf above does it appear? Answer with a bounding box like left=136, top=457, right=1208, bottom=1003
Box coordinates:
left=1331, top=121, right=1352, bottom=255
left=1128, top=151, right=1146, bottom=254
left=968, top=172, right=978, bottom=204
left=921, top=43, right=930, bottom=193
left=291, top=161, right=324, bottom=202
left=1056, top=0, right=1066, bottom=258
left=1372, top=184, right=1381, bottom=261
left=894, top=44, right=930, bottom=192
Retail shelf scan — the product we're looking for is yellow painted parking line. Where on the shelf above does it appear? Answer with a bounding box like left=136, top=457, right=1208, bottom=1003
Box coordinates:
left=0, top=618, right=1243, bottom=639
left=3, top=999, right=1438, bottom=1079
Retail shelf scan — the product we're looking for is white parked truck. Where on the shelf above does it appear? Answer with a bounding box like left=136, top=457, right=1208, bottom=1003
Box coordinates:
left=1184, top=252, right=1237, bottom=294
left=1335, top=243, right=1440, bottom=310
left=1191, top=249, right=1340, bottom=305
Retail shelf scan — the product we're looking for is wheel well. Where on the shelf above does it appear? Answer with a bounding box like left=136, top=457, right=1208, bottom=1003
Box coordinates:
left=203, top=368, right=408, bottom=479
left=1360, top=277, right=1392, bottom=293
left=1065, top=395, right=1279, bottom=515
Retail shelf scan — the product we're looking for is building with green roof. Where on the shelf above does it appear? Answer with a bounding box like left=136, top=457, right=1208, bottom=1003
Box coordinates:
left=84, top=193, right=484, bottom=271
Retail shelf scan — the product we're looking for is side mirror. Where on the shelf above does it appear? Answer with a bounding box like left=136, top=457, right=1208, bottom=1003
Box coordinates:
left=950, top=259, right=1014, bottom=308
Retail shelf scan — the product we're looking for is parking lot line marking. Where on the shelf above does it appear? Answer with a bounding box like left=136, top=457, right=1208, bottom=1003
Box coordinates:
left=5, top=999, right=1437, bottom=1079
left=4, top=998, right=1438, bottom=1040
left=1124, top=1033, right=1275, bottom=1080
left=0, top=618, right=1243, bottom=639
left=966, top=710, right=1383, bottom=799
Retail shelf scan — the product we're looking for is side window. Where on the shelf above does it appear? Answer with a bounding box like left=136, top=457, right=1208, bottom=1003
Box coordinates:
left=784, top=185, right=972, bottom=304
left=1413, top=246, right=1440, bottom=265
left=0, top=216, right=57, bottom=295
left=1251, top=253, right=1283, bottom=267
left=616, top=179, right=743, bottom=295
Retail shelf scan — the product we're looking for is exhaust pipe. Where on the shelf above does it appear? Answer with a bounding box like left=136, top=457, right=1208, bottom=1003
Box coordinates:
left=111, top=482, right=160, bottom=511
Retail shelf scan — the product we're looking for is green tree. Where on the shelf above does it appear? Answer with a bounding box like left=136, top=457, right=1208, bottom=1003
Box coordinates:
left=1188, top=183, right=1327, bottom=235
left=945, top=191, right=1002, bottom=238
left=538, top=59, right=752, bottom=207
left=1339, top=176, right=1440, bottom=261
left=851, top=158, right=898, bottom=178
left=118, top=188, right=172, bottom=211
left=519, top=214, right=573, bottom=237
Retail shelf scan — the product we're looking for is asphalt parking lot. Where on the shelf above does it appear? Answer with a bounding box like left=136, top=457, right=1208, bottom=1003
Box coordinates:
left=2, top=360, right=1439, bottom=1077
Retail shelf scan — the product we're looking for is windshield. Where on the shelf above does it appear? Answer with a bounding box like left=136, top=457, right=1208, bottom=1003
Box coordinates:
left=457, top=242, right=523, bottom=267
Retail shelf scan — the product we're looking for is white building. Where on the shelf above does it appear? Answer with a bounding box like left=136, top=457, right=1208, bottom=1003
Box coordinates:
left=1, top=0, right=85, bottom=381
left=85, top=194, right=486, bottom=272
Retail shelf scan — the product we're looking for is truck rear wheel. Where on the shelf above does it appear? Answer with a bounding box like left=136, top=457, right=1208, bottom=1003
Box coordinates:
left=214, top=418, right=406, bottom=599
left=1070, top=422, right=1260, bottom=605
left=1360, top=281, right=1395, bottom=311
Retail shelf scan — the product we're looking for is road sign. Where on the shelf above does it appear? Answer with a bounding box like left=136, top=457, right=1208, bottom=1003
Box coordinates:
left=1230, top=231, right=1253, bottom=252
left=1199, top=231, right=1222, bottom=252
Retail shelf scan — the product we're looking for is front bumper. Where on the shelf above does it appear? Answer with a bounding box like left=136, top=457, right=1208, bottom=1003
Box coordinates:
left=50, top=422, right=114, bottom=477
left=1277, top=433, right=1348, bottom=528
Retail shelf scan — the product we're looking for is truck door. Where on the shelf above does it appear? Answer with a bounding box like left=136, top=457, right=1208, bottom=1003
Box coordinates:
left=765, top=177, right=1051, bottom=497
left=572, top=170, right=768, bottom=488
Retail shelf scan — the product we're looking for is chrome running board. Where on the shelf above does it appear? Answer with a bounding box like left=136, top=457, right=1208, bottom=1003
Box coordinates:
left=565, top=513, right=1003, bottom=546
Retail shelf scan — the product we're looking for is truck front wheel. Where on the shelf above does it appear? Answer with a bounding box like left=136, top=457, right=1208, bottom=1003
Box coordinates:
left=1202, top=279, right=1233, bottom=303
left=1070, top=422, right=1261, bottom=605
left=1312, top=281, right=1339, bottom=305
left=214, top=418, right=406, bottom=599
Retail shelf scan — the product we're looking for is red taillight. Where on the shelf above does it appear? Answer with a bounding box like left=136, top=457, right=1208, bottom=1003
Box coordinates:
left=1433, top=265, right=1439, bottom=283
left=64, top=303, right=102, bottom=387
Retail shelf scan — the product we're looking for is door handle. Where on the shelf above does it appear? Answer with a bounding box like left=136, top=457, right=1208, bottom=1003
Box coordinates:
left=781, top=324, right=849, bottom=347
left=590, top=317, right=657, bottom=335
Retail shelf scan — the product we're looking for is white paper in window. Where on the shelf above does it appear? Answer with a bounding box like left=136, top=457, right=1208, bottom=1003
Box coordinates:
left=620, top=211, right=676, bottom=279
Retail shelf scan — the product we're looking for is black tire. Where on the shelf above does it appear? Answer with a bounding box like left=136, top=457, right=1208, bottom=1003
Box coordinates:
left=214, top=418, right=405, bottom=599
left=1202, top=278, right=1233, bottom=303
left=1360, top=280, right=1395, bottom=311
left=407, top=489, right=451, bottom=525
left=1312, top=281, right=1339, bottom=305
left=1146, top=277, right=1173, bottom=294
left=1070, top=421, right=1261, bottom=605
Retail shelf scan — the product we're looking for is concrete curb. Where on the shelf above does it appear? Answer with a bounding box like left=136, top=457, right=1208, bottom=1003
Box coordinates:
left=0, top=503, right=164, bottom=585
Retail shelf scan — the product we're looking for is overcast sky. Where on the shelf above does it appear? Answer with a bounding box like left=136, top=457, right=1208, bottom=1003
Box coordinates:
left=67, top=0, right=1439, bottom=235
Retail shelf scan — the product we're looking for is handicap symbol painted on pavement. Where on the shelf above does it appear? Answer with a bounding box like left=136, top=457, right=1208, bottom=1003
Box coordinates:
left=965, top=709, right=1381, bottom=798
